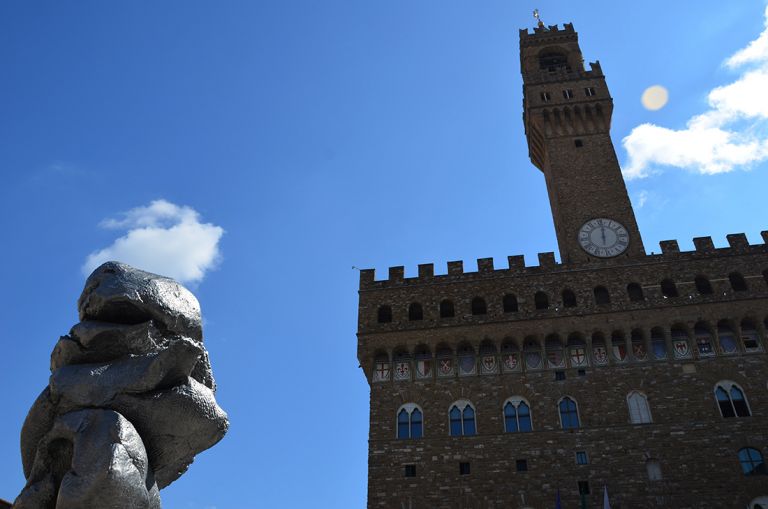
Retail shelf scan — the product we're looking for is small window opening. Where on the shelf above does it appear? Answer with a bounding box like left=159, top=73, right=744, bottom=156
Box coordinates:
left=534, top=291, right=549, bottom=310
left=440, top=299, right=455, bottom=318
left=516, top=459, right=528, bottom=472
left=577, top=369, right=586, bottom=377
left=503, top=294, right=519, bottom=313
left=377, top=305, right=392, bottom=323
left=563, top=89, right=574, bottom=99
left=627, top=283, right=644, bottom=302
left=404, top=465, right=416, bottom=477
left=408, top=302, right=423, bottom=321
left=594, top=286, right=610, bottom=305
left=578, top=481, right=590, bottom=495
left=540, top=91, right=551, bottom=102
left=562, top=289, right=577, bottom=308
left=695, top=275, right=713, bottom=295
left=574, top=139, right=583, bottom=147
left=660, top=279, right=678, bottom=298
left=471, top=297, right=487, bottom=315
left=459, top=462, right=471, bottom=475
left=575, top=451, right=588, bottom=465
left=729, top=272, right=748, bottom=292
left=646, top=459, right=663, bottom=481
left=555, top=370, right=566, bottom=381
left=585, top=86, right=596, bottom=97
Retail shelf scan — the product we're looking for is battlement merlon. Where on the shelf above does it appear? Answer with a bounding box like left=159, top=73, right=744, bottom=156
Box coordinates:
left=358, top=232, right=768, bottom=290
left=519, top=23, right=577, bottom=45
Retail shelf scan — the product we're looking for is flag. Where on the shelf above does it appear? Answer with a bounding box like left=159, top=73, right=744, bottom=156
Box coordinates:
left=555, top=489, right=562, bottom=509
left=603, top=485, right=611, bottom=509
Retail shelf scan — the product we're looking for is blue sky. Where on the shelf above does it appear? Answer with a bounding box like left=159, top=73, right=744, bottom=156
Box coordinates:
left=2, top=1, right=768, bottom=507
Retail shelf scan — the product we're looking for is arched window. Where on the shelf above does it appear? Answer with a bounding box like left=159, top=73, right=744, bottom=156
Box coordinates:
left=715, top=382, right=751, bottom=417
left=627, top=283, right=644, bottom=302
left=627, top=391, right=652, bottom=424
left=695, top=275, right=713, bottom=295
left=567, top=333, right=588, bottom=367
left=694, top=322, right=714, bottom=356
left=594, top=286, right=610, bottom=305
left=611, top=330, right=627, bottom=362
left=372, top=351, right=391, bottom=382
left=741, top=319, right=762, bottom=351
left=414, top=344, right=432, bottom=379
left=750, top=497, right=768, bottom=509
left=718, top=320, right=738, bottom=354
left=631, top=329, right=647, bottom=360
left=539, top=49, right=569, bottom=71
left=457, top=343, right=476, bottom=376
left=436, top=343, right=455, bottom=378
left=408, top=303, right=423, bottom=321
left=646, top=459, right=663, bottom=481
left=546, top=334, right=565, bottom=368
left=504, top=398, right=533, bottom=432
left=738, top=447, right=767, bottom=476
left=377, top=305, right=392, bottom=323
left=439, top=299, right=455, bottom=318
left=651, top=327, right=667, bottom=359
left=591, top=332, right=608, bottom=365
left=502, top=293, right=519, bottom=313
left=562, top=289, right=577, bottom=308
left=661, top=279, right=678, bottom=298
left=534, top=291, right=549, bottom=310
left=729, top=272, right=748, bottom=292
left=479, top=340, right=498, bottom=375
left=559, top=397, right=580, bottom=429
left=471, top=297, right=487, bottom=315
left=524, top=337, right=542, bottom=369
left=449, top=401, right=476, bottom=436
left=397, top=404, right=423, bottom=439
left=671, top=325, right=690, bottom=358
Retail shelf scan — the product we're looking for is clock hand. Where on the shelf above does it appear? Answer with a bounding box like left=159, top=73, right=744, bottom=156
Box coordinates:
left=600, top=226, right=606, bottom=246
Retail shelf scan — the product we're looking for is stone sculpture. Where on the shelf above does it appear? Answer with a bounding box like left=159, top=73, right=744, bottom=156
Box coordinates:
left=14, top=262, right=229, bottom=508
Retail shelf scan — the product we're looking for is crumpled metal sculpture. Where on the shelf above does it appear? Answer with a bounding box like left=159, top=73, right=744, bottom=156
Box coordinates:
left=14, top=262, right=229, bottom=508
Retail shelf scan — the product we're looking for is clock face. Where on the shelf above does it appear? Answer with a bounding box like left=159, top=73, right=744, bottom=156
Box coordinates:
left=578, top=218, right=629, bottom=258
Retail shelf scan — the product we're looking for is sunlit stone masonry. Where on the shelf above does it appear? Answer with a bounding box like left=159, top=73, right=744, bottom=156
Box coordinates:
left=357, top=20, right=768, bottom=509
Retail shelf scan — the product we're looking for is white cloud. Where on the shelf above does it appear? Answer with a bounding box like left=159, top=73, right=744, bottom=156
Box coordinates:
left=636, top=190, right=649, bottom=208
left=622, top=5, right=768, bottom=179
left=82, top=199, right=224, bottom=283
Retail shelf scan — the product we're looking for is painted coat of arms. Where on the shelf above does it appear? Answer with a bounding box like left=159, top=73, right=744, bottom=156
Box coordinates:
left=480, top=355, right=497, bottom=374
left=593, top=346, right=608, bottom=365
left=502, top=353, right=519, bottom=371
left=569, top=347, right=586, bottom=366
left=373, top=361, right=391, bottom=382
left=459, top=355, right=476, bottom=375
left=632, top=342, right=647, bottom=360
left=438, top=358, right=454, bottom=377
left=673, top=340, right=690, bottom=358
left=416, top=359, right=432, bottom=378
left=612, top=344, right=627, bottom=362
left=525, top=352, right=542, bottom=369
left=394, top=361, right=410, bottom=381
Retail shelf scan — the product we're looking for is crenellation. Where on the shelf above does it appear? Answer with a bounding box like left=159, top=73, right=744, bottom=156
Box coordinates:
left=508, top=255, right=526, bottom=270
left=360, top=268, right=375, bottom=286
left=389, top=266, right=405, bottom=282
left=477, top=257, right=494, bottom=273
left=418, top=263, right=434, bottom=279
left=537, top=252, right=557, bottom=268
left=447, top=260, right=464, bottom=275
left=659, top=240, right=680, bottom=254
left=727, top=233, right=749, bottom=249
left=693, top=236, right=715, bottom=252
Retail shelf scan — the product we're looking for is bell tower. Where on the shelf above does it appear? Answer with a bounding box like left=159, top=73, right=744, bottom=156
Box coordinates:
left=520, top=22, right=645, bottom=264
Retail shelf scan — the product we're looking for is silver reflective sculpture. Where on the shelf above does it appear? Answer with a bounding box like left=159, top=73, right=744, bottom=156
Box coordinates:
left=14, top=262, right=229, bottom=508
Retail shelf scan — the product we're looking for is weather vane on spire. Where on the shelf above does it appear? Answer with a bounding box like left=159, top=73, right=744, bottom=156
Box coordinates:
left=533, top=8, right=545, bottom=28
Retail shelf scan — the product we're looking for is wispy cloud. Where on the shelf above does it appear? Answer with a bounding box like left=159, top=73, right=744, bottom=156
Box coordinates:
left=622, top=5, right=768, bottom=179
left=82, top=199, right=224, bottom=283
